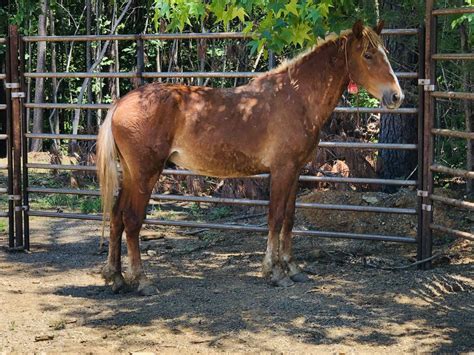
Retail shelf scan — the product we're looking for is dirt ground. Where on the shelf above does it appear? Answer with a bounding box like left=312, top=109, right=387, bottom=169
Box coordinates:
left=1, top=197, right=473, bottom=353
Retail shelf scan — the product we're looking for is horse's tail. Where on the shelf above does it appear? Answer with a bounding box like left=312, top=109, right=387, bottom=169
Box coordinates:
left=97, top=103, right=119, bottom=248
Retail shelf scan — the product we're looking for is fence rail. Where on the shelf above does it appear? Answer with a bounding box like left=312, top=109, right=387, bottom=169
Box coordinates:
left=26, top=210, right=416, bottom=244
left=22, top=28, right=419, bottom=43
left=23, top=71, right=418, bottom=79
left=26, top=163, right=417, bottom=186
left=24, top=102, right=419, bottom=114
left=24, top=133, right=417, bottom=150
left=431, top=128, right=474, bottom=140
left=27, top=187, right=416, bottom=215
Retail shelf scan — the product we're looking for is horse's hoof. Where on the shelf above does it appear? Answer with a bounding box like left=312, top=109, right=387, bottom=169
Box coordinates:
left=111, top=274, right=128, bottom=294
left=273, top=276, right=295, bottom=288
left=102, top=264, right=118, bottom=284
left=138, top=282, right=158, bottom=296
left=290, top=272, right=310, bottom=283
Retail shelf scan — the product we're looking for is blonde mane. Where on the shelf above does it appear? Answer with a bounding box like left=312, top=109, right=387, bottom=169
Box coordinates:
left=265, top=26, right=384, bottom=76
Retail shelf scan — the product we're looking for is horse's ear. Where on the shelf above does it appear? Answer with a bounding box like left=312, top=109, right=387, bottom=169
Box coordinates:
left=352, top=20, right=364, bottom=39
left=374, top=20, right=384, bottom=35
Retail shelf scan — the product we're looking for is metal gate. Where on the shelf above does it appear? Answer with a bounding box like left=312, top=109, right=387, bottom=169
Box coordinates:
left=420, top=1, right=474, bottom=268
left=2, top=3, right=473, bottom=265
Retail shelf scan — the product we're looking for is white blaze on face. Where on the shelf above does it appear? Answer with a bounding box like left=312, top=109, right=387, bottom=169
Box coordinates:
left=378, top=45, right=403, bottom=98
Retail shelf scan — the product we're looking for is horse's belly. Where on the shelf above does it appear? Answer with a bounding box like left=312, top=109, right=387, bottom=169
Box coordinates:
left=168, top=148, right=269, bottom=178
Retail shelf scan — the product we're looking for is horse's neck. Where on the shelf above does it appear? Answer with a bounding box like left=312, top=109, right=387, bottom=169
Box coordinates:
left=287, top=40, right=349, bottom=124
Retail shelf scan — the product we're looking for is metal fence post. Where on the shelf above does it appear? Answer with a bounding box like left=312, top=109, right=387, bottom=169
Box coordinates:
left=8, top=25, right=24, bottom=249
left=136, top=36, right=144, bottom=87
left=421, top=0, right=436, bottom=269
left=19, top=35, right=30, bottom=250
left=416, top=26, right=425, bottom=264
left=5, top=31, right=15, bottom=248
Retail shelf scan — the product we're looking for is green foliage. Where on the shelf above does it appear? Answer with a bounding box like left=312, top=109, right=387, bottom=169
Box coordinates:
left=209, top=206, right=232, bottom=220
left=0, top=219, right=6, bottom=233
left=34, top=194, right=101, bottom=214
left=153, top=0, right=375, bottom=54
left=450, top=0, right=474, bottom=44
left=348, top=88, right=380, bottom=108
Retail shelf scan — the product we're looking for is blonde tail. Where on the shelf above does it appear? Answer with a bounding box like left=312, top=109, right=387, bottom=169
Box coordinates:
left=97, top=103, right=119, bottom=249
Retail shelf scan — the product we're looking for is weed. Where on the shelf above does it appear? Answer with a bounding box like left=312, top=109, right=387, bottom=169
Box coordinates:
left=209, top=206, right=232, bottom=220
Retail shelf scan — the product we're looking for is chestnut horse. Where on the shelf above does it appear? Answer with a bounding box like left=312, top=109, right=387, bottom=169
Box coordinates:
left=97, top=20, right=403, bottom=295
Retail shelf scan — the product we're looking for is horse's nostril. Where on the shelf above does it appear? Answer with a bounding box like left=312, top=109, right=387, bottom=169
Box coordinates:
left=392, top=92, right=400, bottom=103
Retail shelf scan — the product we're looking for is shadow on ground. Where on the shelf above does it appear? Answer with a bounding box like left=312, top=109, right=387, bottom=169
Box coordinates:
left=1, top=218, right=473, bottom=352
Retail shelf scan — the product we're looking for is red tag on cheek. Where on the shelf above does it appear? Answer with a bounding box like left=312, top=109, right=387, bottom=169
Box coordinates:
left=348, top=80, right=358, bottom=94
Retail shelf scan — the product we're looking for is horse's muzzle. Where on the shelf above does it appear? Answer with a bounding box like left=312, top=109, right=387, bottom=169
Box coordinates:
left=382, top=90, right=404, bottom=109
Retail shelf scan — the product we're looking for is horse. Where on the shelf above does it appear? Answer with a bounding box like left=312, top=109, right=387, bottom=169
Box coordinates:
left=97, top=20, right=404, bottom=295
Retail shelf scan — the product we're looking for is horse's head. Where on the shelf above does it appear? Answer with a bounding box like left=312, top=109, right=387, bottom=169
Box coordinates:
left=346, top=20, right=404, bottom=109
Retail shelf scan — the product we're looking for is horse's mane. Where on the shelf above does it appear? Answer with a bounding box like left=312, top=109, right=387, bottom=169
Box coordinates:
left=265, top=25, right=384, bottom=76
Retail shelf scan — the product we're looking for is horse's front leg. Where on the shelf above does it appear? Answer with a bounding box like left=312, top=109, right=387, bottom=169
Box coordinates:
left=279, top=178, right=310, bottom=283
left=262, top=167, right=299, bottom=287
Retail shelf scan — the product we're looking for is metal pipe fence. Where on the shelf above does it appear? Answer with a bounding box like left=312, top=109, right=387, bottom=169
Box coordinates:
left=5, top=26, right=430, bottom=252
left=419, top=2, right=474, bottom=268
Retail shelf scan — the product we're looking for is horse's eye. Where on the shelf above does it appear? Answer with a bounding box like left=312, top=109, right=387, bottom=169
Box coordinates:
left=364, top=52, right=373, bottom=60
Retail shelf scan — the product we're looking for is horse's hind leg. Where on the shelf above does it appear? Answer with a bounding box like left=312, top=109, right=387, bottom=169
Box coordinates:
left=102, top=189, right=127, bottom=293
left=122, top=169, right=161, bottom=296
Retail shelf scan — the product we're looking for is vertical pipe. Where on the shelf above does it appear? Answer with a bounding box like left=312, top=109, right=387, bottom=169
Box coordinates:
left=19, top=36, right=30, bottom=250
left=5, top=30, right=14, bottom=248
left=268, top=50, right=275, bottom=69
left=136, top=36, right=144, bottom=88
left=416, top=26, right=425, bottom=263
left=422, top=0, right=435, bottom=269
left=86, top=0, right=93, bottom=133
left=8, top=25, right=23, bottom=248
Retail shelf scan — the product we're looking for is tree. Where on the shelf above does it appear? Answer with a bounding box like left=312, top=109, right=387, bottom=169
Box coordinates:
left=30, top=0, right=48, bottom=152
left=376, top=0, right=423, bottom=190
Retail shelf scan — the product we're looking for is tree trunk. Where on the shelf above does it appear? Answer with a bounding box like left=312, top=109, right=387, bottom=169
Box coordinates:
left=377, top=114, right=418, bottom=189
left=86, top=0, right=93, bottom=134
left=30, top=0, right=49, bottom=152
left=48, top=8, right=60, bottom=150
left=71, top=0, right=132, bottom=150
left=377, top=0, right=418, bottom=192
left=460, top=21, right=473, bottom=195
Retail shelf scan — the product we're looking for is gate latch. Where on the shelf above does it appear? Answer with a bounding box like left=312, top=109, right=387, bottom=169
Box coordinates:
left=11, top=92, right=25, bottom=99
left=417, top=190, right=428, bottom=197
left=421, top=204, right=432, bottom=212
left=418, top=79, right=435, bottom=92
left=4, top=82, right=20, bottom=89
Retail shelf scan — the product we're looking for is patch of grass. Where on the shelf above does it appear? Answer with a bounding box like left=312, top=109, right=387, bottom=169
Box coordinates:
left=80, top=197, right=101, bottom=214
left=0, top=219, right=7, bottom=232
left=32, top=194, right=101, bottom=214
left=35, top=194, right=81, bottom=210
left=209, top=206, right=232, bottom=220
left=189, top=202, right=204, bottom=219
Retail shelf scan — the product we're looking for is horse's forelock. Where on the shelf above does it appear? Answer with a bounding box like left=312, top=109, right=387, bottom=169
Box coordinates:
left=359, top=27, right=385, bottom=54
